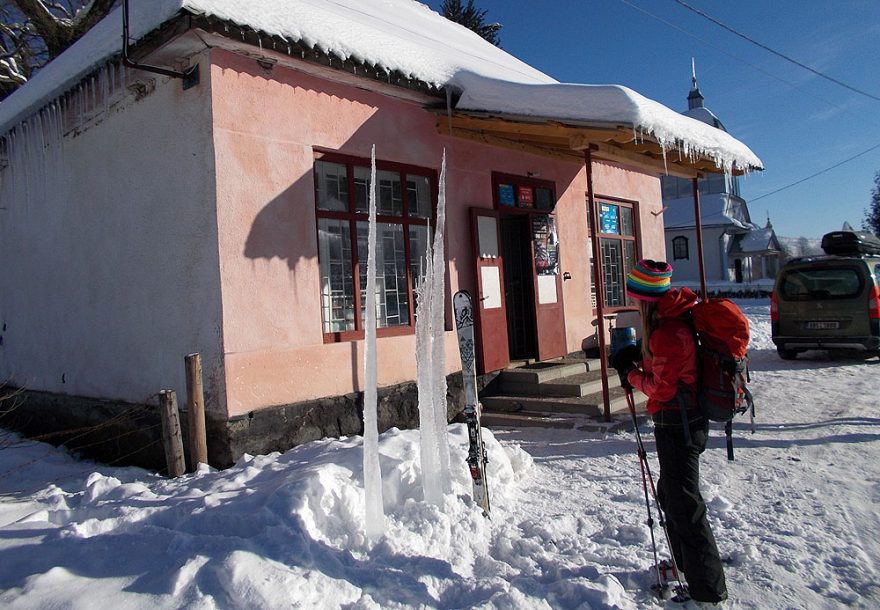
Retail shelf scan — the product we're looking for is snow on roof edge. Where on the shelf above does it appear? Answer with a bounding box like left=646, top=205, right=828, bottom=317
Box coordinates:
left=452, top=73, right=763, bottom=173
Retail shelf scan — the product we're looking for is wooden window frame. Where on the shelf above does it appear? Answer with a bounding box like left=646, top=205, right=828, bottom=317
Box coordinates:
left=588, top=195, right=641, bottom=313
left=314, top=150, right=437, bottom=343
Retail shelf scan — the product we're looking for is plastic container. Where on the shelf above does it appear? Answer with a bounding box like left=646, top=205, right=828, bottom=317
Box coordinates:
left=610, top=326, right=638, bottom=356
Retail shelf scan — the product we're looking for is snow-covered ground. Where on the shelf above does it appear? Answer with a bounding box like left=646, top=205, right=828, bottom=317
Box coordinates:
left=1, top=300, right=878, bottom=609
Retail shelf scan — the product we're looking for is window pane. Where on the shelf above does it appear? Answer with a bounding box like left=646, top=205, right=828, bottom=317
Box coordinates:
left=601, top=238, right=626, bottom=307
left=620, top=206, right=634, bottom=237
left=780, top=268, right=863, bottom=300
left=318, top=218, right=354, bottom=332
left=535, top=187, right=554, bottom=211
left=623, top=240, right=636, bottom=303
left=673, top=236, right=689, bottom=260
left=354, top=167, right=402, bottom=215
left=407, top=175, right=432, bottom=218
left=358, top=222, right=410, bottom=328
left=315, top=161, right=349, bottom=212
left=409, top=225, right=430, bottom=292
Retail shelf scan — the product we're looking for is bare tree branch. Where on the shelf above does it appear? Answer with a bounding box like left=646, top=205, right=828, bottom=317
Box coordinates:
left=0, top=0, right=116, bottom=99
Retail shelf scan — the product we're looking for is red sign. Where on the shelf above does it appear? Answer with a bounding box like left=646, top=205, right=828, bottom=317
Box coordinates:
left=517, top=186, right=534, bottom=207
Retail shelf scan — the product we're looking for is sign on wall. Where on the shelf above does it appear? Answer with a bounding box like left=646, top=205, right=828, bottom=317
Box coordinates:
left=498, top=183, right=515, bottom=206
left=600, top=203, right=619, bottom=234
left=532, top=215, right=559, bottom=276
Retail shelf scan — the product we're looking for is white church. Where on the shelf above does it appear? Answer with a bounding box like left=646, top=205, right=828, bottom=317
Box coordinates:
left=661, top=70, right=782, bottom=292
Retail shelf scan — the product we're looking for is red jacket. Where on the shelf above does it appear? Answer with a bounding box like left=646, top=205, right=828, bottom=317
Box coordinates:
left=627, top=288, right=699, bottom=415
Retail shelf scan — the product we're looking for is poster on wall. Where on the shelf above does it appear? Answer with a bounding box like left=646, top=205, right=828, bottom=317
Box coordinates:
left=517, top=186, right=534, bottom=208
left=532, top=215, right=559, bottom=276
left=498, top=183, right=515, bottom=206
left=600, top=203, right=619, bottom=234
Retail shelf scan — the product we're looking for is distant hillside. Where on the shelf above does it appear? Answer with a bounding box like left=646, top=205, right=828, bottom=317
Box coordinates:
left=778, top=236, right=823, bottom=258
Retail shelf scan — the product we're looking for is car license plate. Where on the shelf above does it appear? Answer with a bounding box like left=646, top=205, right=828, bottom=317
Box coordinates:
left=806, top=321, right=839, bottom=330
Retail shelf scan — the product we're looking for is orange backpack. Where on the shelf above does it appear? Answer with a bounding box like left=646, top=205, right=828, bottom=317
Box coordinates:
left=691, top=299, right=755, bottom=460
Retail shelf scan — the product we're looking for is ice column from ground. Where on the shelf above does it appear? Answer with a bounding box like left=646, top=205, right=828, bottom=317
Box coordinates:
left=415, top=150, right=452, bottom=506
left=415, top=227, right=440, bottom=504
left=363, top=145, right=385, bottom=541
left=431, top=150, right=452, bottom=494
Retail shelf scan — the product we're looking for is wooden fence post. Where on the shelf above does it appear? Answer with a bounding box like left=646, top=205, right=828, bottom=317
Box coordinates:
left=185, top=353, right=208, bottom=470
left=158, top=390, right=185, bottom=477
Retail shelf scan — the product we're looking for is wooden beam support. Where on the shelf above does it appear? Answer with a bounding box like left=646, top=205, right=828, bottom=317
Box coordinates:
left=448, top=114, right=627, bottom=144
left=440, top=125, right=582, bottom=163
left=441, top=113, right=744, bottom=176
left=585, top=141, right=700, bottom=179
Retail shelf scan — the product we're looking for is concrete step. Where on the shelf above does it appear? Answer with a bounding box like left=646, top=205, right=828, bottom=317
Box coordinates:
left=499, top=369, right=621, bottom=397
left=560, top=354, right=605, bottom=372
left=497, top=361, right=587, bottom=384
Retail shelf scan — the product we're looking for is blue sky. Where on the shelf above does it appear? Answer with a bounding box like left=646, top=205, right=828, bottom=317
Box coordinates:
left=427, top=0, right=880, bottom=239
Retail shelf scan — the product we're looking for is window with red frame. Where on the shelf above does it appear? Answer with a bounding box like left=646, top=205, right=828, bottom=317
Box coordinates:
left=588, top=199, right=639, bottom=309
left=313, top=154, right=435, bottom=340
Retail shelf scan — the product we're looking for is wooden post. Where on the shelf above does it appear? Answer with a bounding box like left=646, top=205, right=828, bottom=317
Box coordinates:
left=692, top=177, right=709, bottom=301
left=158, top=390, right=185, bottom=477
left=185, top=353, right=208, bottom=470
left=585, top=147, right=612, bottom=422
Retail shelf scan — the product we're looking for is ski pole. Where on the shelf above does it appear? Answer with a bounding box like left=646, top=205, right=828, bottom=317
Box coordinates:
left=625, top=388, right=664, bottom=593
left=625, top=388, right=688, bottom=597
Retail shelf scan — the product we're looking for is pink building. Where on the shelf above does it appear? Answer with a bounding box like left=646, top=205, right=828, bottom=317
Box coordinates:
left=0, top=1, right=761, bottom=468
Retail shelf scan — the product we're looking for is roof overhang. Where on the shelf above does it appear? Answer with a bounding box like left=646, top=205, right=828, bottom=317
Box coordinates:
left=437, top=111, right=755, bottom=179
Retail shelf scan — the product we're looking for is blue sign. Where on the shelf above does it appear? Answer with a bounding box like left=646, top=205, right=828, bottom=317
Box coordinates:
left=498, top=184, right=515, bottom=206
left=600, top=204, right=619, bottom=234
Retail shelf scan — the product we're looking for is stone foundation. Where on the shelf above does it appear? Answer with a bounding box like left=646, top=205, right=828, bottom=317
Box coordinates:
left=1, top=371, right=492, bottom=471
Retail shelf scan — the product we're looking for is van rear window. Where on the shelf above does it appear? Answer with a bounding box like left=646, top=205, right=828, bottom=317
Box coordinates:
left=780, top=267, right=863, bottom=300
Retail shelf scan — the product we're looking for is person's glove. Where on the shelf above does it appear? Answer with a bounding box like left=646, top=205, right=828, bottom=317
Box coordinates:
left=610, top=344, right=640, bottom=391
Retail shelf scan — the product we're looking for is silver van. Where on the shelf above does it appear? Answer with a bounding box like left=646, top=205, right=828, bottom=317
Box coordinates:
left=771, top=254, right=880, bottom=359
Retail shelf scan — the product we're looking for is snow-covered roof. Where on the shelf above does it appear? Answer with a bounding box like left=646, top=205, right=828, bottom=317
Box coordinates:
left=0, top=0, right=762, bottom=172
left=453, top=74, right=761, bottom=172
left=682, top=106, right=726, bottom=131
left=734, top=227, right=778, bottom=253
left=664, top=194, right=757, bottom=231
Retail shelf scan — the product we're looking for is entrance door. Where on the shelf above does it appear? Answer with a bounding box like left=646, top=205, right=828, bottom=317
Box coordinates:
left=501, top=215, right=536, bottom=360
left=470, top=208, right=510, bottom=373
left=529, top=214, right=567, bottom=361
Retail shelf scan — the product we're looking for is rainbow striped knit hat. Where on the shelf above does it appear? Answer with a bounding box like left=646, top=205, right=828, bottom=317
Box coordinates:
left=626, top=259, right=673, bottom=302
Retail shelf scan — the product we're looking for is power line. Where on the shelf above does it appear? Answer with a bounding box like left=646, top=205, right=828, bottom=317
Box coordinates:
left=614, top=0, right=861, bottom=122
left=750, top=142, right=880, bottom=203
left=670, top=0, right=880, bottom=102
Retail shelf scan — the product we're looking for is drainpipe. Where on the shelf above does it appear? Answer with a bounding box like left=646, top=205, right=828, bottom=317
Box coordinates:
left=122, top=0, right=199, bottom=88
left=692, top=177, right=708, bottom=300
left=585, top=147, right=612, bottom=422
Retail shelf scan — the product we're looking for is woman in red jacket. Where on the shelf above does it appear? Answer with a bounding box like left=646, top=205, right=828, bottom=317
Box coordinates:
left=614, top=259, right=727, bottom=605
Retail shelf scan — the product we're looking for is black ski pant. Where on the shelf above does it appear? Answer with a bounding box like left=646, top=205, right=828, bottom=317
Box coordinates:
left=652, top=410, right=727, bottom=603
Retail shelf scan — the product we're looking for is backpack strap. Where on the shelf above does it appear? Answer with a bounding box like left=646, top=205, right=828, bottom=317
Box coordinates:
left=674, top=383, right=698, bottom=448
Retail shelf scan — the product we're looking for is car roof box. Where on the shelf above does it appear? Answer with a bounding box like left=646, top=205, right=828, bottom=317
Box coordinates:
left=820, top=230, right=880, bottom=256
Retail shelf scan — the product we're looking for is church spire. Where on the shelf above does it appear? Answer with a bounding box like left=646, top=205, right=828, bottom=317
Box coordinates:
left=687, top=57, right=705, bottom=110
